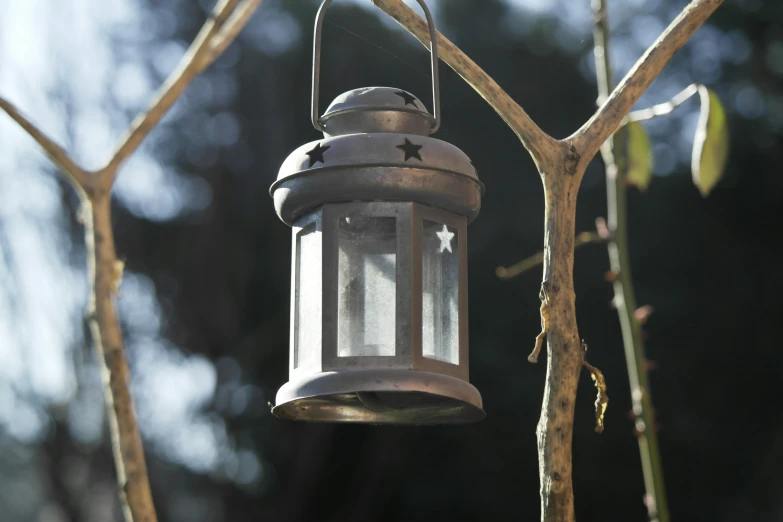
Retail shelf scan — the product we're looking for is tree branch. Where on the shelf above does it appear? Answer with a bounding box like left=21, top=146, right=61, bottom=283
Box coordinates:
left=204, top=0, right=264, bottom=66
left=496, top=232, right=605, bottom=281
left=0, top=2, right=265, bottom=521
left=0, top=96, right=91, bottom=191
left=371, top=0, right=556, bottom=168
left=103, top=0, right=261, bottom=182
left=592, top=0, right=670, bottom=520
left=574, top=0, right=724, bottom=161
left=624, top=83, right=700, bottom=124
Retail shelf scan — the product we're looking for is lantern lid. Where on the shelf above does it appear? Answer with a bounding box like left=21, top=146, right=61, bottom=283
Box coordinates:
left=271, top=87, right=484, bottom=226
left=320, top=87, right=435, bottom=137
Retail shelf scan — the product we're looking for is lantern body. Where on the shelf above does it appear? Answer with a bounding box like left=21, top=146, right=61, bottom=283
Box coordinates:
left=270, top=87, right=484, bottom=424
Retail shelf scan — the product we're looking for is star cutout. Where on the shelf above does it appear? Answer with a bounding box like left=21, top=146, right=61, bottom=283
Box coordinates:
left=396, top=138, right=423, bottom=162
left=436, top=224, right=455, bottom=253
left=394, top=90, right=418, bottom=106
left=306, top=142, right=330, bottom=167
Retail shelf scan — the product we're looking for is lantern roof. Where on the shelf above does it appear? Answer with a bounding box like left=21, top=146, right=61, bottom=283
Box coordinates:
left=320, top=86, right=434, bottom=136
left=270, top=87, right=484, bottom=226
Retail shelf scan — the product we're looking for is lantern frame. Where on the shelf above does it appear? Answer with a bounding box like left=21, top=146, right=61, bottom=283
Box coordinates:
left=288, top=201, right=469, bottom=380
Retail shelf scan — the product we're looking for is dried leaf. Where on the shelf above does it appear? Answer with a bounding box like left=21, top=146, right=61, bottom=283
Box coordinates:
left=623, top=121, right=653, bottom=191
left=692, top=86, right=729, bottom=196
left=583, top=359, right=609, bottom=433
left=112, top=259, right=125, bottom=296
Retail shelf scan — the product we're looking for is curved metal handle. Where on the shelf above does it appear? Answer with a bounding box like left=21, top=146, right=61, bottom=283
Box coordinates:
left=311, top=0, right=441, bottom=133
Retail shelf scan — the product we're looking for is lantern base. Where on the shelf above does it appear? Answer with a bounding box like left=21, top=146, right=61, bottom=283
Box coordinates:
left=272, top=369, right=485, bottom=425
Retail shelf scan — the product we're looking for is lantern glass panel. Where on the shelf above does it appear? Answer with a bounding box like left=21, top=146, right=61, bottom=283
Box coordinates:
left=422, top=220, right=459, bottom=364
left=294, top=223, right=321, bottom=368
left=337, top=216, right=397, bottom=357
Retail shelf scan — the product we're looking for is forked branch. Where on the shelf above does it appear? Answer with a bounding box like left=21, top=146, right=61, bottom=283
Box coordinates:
left=371, top=0, right=557, bottom=167
left=372, top=2, right=723, bottom=522
left=0, top=1, right=263, bottom=521
left=105, top=0, right=263, bottom=181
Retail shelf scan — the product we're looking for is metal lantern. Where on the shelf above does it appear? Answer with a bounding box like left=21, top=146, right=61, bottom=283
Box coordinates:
left=269, top=0, right=485, bottom=424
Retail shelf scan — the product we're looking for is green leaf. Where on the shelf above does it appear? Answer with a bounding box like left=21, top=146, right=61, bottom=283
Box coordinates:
left=691, top=86, right=729, bottom=197
left=623, top=121, right=654, bottom=191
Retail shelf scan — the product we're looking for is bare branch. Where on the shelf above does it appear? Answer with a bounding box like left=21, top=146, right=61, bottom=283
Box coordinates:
left=371, top=0, right=556, bottom=167
left=574, top=0, right=724, bottom=160
left=496, top=231, right=604, bottom=281
left=1, top=3, right=268, bottom=522
left=0, top=96, right=91, bottom=190
left=203, top=0, right=265, bottom=68
left=624, top=83, right=700, bottom=124
left=104, top=0, right=263, bottom=182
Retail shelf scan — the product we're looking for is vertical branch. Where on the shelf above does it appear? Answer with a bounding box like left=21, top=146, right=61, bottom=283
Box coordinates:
left=86, top=191, right=156, bottom=522
left=592, top=1, right=670, bottom=520
left=535, top=152, right=586, bottom=522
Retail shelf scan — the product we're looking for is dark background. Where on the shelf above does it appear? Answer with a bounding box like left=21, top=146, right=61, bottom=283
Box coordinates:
left=2, top=0, right=783, bottom=521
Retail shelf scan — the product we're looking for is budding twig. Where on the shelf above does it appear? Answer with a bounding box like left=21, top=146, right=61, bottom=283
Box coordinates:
left=623, top=83, right=701, bottom=125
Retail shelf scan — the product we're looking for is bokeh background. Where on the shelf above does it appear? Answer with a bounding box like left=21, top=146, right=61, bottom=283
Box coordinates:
left=1, top=0, right=782, bottom=521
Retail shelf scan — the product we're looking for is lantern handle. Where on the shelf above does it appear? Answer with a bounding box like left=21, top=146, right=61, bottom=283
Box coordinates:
left=311, top=0, right=441, bottom=134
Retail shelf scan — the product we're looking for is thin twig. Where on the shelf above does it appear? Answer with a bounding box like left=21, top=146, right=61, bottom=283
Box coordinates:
left=203, top=0, right=265, bottom=67
left=575, top=0, right=724, bottom=162
left=624, top=83, right=700, bottom=124
left=0, top=96, right=91, bottom=191
left=496, top=232, right=604, bottom=281
left=104, top=0, right=260, bottom=182
left=371, top=0, right=555, bottom=167
left=592, top=0, right=670, bottom=520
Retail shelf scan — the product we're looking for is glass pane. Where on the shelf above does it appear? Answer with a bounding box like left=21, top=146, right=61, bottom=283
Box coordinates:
left=422, top=220, right=459, bottom=364
left=294, top=224, right=321, bottom=368
left=338, top=216, right=396, bottom=357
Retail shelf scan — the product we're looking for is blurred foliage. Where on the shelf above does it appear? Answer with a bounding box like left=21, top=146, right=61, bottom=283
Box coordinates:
left=2, top=0, right=783, bottom=521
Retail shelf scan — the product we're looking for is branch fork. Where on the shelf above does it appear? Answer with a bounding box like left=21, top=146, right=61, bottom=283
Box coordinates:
left=372, top=1, right=723, bottom=521
left=0, top=1, right=263, bottom=521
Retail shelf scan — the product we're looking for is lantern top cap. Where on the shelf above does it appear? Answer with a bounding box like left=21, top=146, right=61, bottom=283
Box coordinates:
left=320, top=87, right=435, bottom=137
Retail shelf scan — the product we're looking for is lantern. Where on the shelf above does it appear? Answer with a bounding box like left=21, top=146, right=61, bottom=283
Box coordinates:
left=269, top=0, right=485, bottom=424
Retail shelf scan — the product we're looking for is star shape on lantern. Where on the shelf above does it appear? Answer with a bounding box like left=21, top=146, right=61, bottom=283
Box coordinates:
left=394, top=90, right=418, bottom=106
left=306, top=142, right=331, bottom=168
left=436, top=224, right=455, bottom=253
left=396, top=138, right=423, bottom=162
